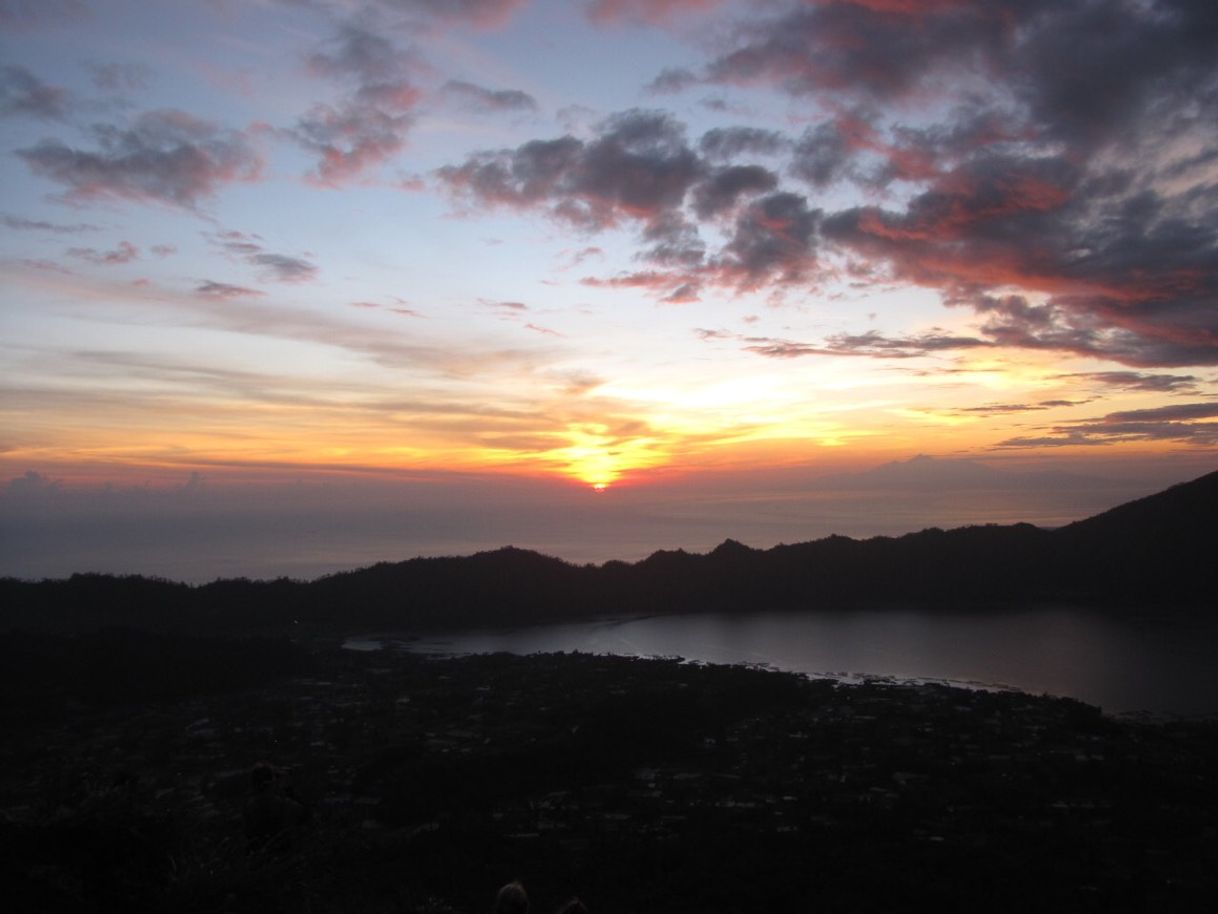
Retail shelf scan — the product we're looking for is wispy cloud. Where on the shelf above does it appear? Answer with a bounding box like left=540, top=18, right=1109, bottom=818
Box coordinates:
left=249, top=253, right=318, bottom=283
left=741, top=329, right=990, bottom=360
left=196, top=280, right=264, bottom=298
left=2, top=213, right=98, bottom=234
left=66, top=240, right=138, bottom=265
left=0, top=64, right=69, bottom=119
left=1056, top=371, right=1200, bottom=394
left=206, top=230, right=319, bottom=283
left=440, top=79, right=537, bottom=113
left=996, top=402, right=1218, bottom=449
left=87, top=61, right=151, bottom=93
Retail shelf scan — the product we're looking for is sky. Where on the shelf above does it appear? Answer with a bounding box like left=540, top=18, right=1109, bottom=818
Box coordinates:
left=1, top=0, right=1216, bottom=581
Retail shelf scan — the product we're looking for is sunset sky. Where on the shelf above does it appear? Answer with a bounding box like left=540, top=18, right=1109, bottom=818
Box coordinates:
left=2, top=0, right=1216, bottom=580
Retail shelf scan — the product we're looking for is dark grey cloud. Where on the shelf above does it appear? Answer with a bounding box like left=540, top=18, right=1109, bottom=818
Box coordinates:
left=675, top=0, right=1218, bottom=368
left=640, top=212, right=705, bottom=266
left=196, top=280, right=264, bottom=299
left=440, top=109, right=834, bottom=295
left=996, top=401, right=1218, bottom=448
left=0, top=65, right=69, bottom=119
left=441, top=79, right=537, bottom=113
left=730, top=298, right=1215, bottom=369
left=292, top=24, right=422, bottom=184
left=439, top=109, right=704, bottom=231
left=1014, top=0, right=1218, bottom=149
left=17, top=109, right=261, bottom=207
left=66, top=240, right=138, bottom=265
left=566, top=110, right=704, bottom=226
left=439, top=135, right=582, bottom=211
left=691, top=164, right=777, bottom=219
left=1104, top=402, right=1218, bottom=423
left=732, top=288, right=1214, bottom=367
left=714, top=191, right=820, bottom=288
left=249, top=253, right=318, bottom=283
left=822, top=143, right=1218, bottom=366
left=698, top=126, right=788, bottom=161
left=963, top=292, right=1218, bottom=369
left=790, top=122, right=852, bottom=188
left=433, top=1, right=1218, bottom=344
left=1057, top=371, right=1200, bottom=393
left=703, top=0, right=1020, bottom=102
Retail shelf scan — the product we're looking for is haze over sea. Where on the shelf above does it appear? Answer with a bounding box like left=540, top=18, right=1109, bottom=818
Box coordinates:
left=0, top=456, right=1193, bottom=583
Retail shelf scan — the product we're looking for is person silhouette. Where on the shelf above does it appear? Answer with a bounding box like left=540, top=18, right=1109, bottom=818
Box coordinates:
left=493, top=880, right=530, bottom=914
left=243, top=762, right=308, bottom=852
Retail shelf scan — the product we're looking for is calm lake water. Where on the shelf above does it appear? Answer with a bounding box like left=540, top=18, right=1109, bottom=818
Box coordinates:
left=346, top=606, right=1218, bottom=717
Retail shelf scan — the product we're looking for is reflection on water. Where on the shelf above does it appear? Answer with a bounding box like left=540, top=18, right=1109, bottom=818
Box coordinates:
left=353, top=607, right=1218, bottom=717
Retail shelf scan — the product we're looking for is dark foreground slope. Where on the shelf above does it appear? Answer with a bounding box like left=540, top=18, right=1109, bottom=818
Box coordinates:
left=3, top=650, right=1215, bottom=914
left=2, top=470, right=1215, bottom=635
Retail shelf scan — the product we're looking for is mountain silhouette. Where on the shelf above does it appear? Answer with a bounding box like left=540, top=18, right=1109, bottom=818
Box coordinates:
left=2, top=469, right=1214, bottom=635
left=1051, top=468, right=1218, bottom=601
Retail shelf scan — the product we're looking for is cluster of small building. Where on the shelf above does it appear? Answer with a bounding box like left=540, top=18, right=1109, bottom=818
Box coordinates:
left=3, top=646, right=1215, bottom=911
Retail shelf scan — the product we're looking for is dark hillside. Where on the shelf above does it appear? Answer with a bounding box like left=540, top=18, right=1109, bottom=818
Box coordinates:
left=1, top=469, right=1213, bottom=635
left=1050, top=469, right=1218, bottom=601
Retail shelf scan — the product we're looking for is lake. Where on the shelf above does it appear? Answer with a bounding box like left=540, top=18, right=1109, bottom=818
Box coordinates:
left=346, top=605, right=1218, bottom=717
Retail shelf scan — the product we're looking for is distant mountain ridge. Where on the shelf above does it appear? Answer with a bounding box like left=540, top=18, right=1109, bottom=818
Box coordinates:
left=2, top=469, right=1215, bottom=635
